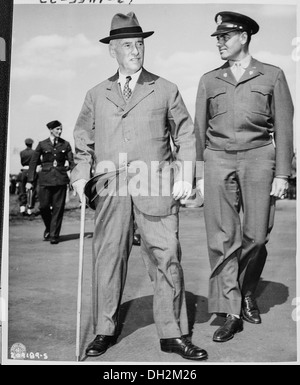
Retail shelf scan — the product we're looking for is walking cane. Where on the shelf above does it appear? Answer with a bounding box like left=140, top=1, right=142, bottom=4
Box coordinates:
left=75, top=193, right=86, bottom=362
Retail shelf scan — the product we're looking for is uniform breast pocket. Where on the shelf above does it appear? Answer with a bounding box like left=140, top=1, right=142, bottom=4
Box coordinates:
left=207, top=87, right=227, bottom=119
left=42, top=150, right=53, bottom=163
left=250, top=85, right=273, bottom=116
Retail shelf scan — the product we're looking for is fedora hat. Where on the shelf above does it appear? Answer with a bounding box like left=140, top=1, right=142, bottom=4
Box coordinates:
left=84, top=169, right=124, bottom=210
left=100, top=12, right=154, bottom=44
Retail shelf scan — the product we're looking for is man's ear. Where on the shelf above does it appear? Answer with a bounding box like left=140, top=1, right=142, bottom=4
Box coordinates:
left=109, top=43, right=116, bottom=59
left=240, top=31, right=249, bottom=46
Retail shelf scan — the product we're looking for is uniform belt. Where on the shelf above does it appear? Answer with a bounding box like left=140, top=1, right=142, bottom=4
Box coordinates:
left=42, top=162, right=65, bottom=167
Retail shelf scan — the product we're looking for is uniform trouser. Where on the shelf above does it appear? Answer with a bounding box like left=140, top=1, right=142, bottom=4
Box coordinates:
left=92, top=191, right=189, bottom=339
left=38, top=185, right=67, bottom=239
left=203, top=144, right=276, bottom=315
left=18, top=170, right=36, bottom=208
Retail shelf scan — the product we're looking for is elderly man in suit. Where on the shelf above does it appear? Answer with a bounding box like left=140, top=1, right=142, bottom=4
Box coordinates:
left=71, top=12, right=207, bottom=360
left=195, top=11, right=294, bottom=342
left=26, top=120, right=75, bottom=244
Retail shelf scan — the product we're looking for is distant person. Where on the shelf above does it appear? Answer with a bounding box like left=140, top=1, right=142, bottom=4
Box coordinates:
left=17, top=138, right=36, bottom=216
left=9, top=175, right=17, bottom=195
left=195, top=12, right=294, bottom=342
left=26, top=120, right=75, bottom=244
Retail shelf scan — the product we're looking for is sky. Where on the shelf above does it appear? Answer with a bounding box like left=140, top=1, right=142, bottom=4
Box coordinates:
left=8, top=0, right=298, bottom=174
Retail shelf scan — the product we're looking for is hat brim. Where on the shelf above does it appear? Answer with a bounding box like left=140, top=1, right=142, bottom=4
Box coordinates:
left=100, top=31, right=154, bottom=44
left=211, top=28, right=241, bottom=37
left=84, top=169, right=124, bottom=210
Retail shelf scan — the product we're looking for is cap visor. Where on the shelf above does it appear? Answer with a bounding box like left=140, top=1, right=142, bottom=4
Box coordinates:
left=211, top=28, right=239, bottom=36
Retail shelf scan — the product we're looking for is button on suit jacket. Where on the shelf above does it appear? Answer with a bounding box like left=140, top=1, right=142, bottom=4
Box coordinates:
left=71, top=68, right=196, bottom=216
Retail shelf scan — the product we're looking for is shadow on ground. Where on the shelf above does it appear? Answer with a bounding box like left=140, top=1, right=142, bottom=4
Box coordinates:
left=80, top=278, right=289, bottom=350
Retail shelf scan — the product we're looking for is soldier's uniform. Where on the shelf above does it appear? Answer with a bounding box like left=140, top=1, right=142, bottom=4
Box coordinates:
left=28, top=121, right=75, bottom=244
left=195, top=12, right=294, bottom=319
left=18, top=138, right=36, bottom=215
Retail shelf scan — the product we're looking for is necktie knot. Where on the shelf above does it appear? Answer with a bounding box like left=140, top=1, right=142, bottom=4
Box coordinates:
left=123, top=76, right=132, bottom=101
left=232, top=62, right=243, bottom=81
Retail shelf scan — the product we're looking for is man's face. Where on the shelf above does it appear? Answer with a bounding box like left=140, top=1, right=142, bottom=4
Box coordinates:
left=216, top=31, right=245, bottom=60
left=50, top=126, right=63, bottom=138
left=110, top=37, right=144, bottom=75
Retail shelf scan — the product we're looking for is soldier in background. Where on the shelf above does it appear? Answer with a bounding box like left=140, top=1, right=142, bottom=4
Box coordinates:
left=26, top=120, right=75, bottom=244
left=17, top=138, right=37, bottom=216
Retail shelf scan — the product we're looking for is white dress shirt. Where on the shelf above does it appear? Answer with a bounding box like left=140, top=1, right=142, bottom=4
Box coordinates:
left=118, top=68, right=142, bottom=94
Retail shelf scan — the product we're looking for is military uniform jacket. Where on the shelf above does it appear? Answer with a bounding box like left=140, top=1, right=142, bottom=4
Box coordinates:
left=195, top=58, right=294, bottom=176
left=28, top=137, right=75, bottom=186
left=70, top=68, right=196, bottom=216
left=20, top=147, right=35, bottom=168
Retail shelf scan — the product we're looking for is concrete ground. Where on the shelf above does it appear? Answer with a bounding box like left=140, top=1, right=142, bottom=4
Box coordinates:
left=2, top=199, right=298, bottom=365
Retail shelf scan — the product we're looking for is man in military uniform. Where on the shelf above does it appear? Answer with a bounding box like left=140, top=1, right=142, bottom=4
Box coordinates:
left=195, top=12, right=294, bottom=342
left=18, top=138, right=36, bottom=216
left=26, top=120, right=75, bottom=244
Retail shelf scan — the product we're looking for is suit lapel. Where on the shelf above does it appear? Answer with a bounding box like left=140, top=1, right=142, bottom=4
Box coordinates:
left=124, top=69, right=155, bottom=113
left=105, top=73, right=127, bottom=111
left=105, top=69, right=155, bottom=112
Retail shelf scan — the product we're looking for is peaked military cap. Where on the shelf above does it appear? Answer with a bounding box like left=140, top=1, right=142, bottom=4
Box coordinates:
left=211, top=11, right=259, bottom=37
left=46, top=120, right=62, bottom=130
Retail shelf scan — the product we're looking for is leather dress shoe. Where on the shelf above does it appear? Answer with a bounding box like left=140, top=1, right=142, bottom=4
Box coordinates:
left=242, top=296, right=261, bottom=324
left=160, top=336, right=208, bottom=361
left=43, top=230, right=50, bottom=241
left=85, top=335, right=115, bottom=357
left=133, top=233, right=141, bottom=246
left=213, top=315, right=243, bottom=342
left=50, top=237, right=59, bottom=244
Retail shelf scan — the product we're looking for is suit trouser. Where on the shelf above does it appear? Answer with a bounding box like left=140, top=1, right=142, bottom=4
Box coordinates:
left=38, top=185, right=67, bottom=239
left=203, top=144, right=275, bottom=315
left=92, top=190, right=189, bottom=339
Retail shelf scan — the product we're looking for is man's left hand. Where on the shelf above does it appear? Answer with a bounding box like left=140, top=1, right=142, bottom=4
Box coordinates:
left=270, top=177, right=289, bottom=199
left=172, top=181, right=193, bottom=203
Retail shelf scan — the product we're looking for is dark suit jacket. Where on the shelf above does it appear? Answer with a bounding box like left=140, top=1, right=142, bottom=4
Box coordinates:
left=194, top=58, right=294, bottom=177
left=71, top=68, right=196, bottom=216
left=28, top=137, right=75, bottom=186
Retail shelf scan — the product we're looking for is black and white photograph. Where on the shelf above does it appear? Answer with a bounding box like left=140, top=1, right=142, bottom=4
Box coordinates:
left=1, top=0, right=299, bottom=367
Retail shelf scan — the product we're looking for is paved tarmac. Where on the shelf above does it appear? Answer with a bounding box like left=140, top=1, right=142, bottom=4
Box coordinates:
left=3, top=199, right=298, bottom=365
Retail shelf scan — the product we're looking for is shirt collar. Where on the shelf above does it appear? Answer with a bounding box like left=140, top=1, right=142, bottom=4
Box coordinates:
left=118, top=68, right=142, bottom=90
left=230, top=55, right=252, bottom=69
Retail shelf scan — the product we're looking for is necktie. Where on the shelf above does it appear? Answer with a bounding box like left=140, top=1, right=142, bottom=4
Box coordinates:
left=123, top=76, right=132, bottom=101
left=232, top=62, right=243, bottom=81
left=54, top=138, right=58, bottom=147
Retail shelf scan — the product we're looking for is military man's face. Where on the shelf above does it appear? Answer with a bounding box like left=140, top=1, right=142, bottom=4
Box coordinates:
left=50, top=126, right=63, bottom=138
left=216, top=31, right=247, bottom=60
left=109, top=37, right=144, bottom=75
